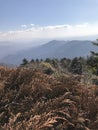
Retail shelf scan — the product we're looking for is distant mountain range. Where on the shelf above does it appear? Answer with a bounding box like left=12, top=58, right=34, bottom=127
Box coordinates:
left=0, top=41, right=38, bottom=60
left=1, top=40, right=98, bottom=65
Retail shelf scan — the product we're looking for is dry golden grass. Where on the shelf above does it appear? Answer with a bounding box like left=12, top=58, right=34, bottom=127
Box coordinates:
left=0, top=66, right=98, bottom=130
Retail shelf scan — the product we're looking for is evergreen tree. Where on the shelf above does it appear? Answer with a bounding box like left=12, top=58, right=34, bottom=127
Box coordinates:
left=21, top=58, right=28, bottom=66
left=45, top=58, right=51, bottom=63
left=90, top=39, right=98, bottom=75
left=30, top=59, right=35, bottom=63
left=91, top=39, right=98, bottom=56
left=69, top=57, right=82, bottom=75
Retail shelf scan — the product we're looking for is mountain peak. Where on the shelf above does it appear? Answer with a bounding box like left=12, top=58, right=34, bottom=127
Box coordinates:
left=1, top=40, right=97, bottom=65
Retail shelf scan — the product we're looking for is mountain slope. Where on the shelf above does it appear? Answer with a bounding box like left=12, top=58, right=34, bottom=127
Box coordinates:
left=1, top=40, right=98, bottom=65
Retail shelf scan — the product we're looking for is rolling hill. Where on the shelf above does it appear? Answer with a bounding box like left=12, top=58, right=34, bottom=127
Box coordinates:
left=1, top=40, right=98, bottom=65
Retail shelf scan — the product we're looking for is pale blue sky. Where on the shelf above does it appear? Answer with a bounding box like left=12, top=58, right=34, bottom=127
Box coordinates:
left=0, top=0, right=98, bottom=41
left=0, top=0, right=98, bottom=31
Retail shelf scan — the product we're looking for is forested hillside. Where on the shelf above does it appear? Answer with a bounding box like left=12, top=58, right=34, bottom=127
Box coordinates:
left=2, top=40, right=98, bottom=65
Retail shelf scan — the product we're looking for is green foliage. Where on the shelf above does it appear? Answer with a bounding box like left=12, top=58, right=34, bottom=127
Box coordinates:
left=88, top=39, right=98, bottom=75
left=45, top=58, right=52, bottom=63
left=30, top=58, right=35, bottom=63
left=69, top=57, right=82, bottom=74
left=87, top=56, right=98, bottom=75
left=21, top=58, right=29, bottom=66
left=91, top=39, right=98, bottom=57
left=41, top=62, right=55, bottom=75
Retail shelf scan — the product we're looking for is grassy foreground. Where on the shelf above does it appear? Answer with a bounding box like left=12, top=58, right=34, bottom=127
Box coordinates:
left=0, top=65, right=98, bottom=130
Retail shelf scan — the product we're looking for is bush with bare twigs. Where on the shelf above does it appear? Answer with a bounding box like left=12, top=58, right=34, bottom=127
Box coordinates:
left=0, top=65, right=98, bottom=130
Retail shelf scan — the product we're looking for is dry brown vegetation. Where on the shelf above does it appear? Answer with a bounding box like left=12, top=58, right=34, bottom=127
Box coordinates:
left=0, top=66, right=98, bottom=130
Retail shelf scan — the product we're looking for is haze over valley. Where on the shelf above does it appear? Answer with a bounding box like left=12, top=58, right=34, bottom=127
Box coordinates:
left=0, top=39, right=98, bottom=65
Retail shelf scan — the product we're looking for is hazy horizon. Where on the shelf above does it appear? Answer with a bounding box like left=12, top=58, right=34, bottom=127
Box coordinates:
left=0, top=0, right=98, bottom=45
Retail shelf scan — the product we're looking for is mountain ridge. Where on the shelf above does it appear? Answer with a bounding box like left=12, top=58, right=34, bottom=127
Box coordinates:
left=1, top=40, right=98, bottom=65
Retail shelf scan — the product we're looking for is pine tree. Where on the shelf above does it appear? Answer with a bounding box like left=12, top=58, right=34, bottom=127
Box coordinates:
left=90, top=39, right=98, bottom=75
left=91, top=39, right=98, bottom=56
left=69, top=57, right=82, bottom=75
left=21, top=58, right=28, bottom=66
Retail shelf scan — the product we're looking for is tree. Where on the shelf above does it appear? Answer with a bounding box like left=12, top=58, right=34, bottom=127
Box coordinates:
left=45, top=58, right=51, bottom=63
left=69, top=57, right=82, bottom=75
left=91, top=39, right=98, bottom=56
left=61, top=58, right=71, bottom=68
left=36, top=59, right=39, bottom=63
left=90, top=39, right=98, bottom=75
left=51, top=58, right=58, bottom=68
left=21, top=58, right=28, bottom=66
left=30, top=59, right=35, bottom=63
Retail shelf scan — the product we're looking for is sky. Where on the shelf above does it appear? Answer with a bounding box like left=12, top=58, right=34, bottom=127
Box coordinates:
left=0, top=0, right=98, bottom=43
